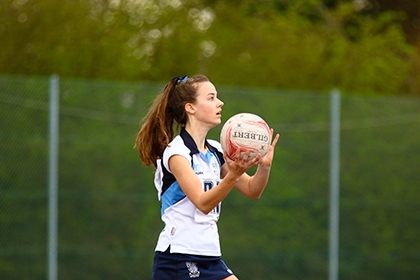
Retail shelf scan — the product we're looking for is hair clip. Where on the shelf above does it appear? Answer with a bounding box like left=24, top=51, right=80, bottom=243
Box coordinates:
left=176, top=76, right=188, bottom=85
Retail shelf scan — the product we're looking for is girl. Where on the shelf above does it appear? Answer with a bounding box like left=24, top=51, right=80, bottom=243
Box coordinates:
left=135, top=75, right=279, bottom=280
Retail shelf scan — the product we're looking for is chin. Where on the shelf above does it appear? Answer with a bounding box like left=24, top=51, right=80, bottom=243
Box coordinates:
left=210, top=120, right=221, bottom=128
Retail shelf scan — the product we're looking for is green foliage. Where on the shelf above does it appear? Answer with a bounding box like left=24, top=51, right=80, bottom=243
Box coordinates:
left=0, top=0, right=418, bottom=95
left=203, top=1, right=415, bottom=95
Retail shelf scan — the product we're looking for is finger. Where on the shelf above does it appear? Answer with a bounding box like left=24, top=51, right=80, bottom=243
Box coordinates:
left=242, top=149, right=251, bottom=160
left=234, top=149, right=242, bottom=160
left=223, top=150, right=234, bottom=161
left=253, top=154, right=261, bottom=164
left=271, top=132, right=280, bottom=147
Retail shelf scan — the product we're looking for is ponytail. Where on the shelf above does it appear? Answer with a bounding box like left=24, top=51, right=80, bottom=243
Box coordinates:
left=134, top=75, right=209, bottom=168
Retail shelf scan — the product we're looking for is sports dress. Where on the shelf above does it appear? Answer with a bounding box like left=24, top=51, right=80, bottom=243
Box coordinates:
left=152, top=128, right=234, bottom=280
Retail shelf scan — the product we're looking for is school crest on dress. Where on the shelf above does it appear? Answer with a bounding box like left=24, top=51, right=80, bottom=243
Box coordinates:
left=186, top=261, right=200, bottom=278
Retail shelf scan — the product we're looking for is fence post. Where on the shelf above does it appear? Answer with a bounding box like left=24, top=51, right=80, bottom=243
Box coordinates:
left=329, top=89, right=340, bottom=280
left=48, top=74, right=59, bottom=280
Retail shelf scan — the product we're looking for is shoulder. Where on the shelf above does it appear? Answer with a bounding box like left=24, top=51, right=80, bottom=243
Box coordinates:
left=162, top=136, right=191, bottom=172
left=207, top=139, right=223, bottom=153
left=207, top=139, right=225, bottom=166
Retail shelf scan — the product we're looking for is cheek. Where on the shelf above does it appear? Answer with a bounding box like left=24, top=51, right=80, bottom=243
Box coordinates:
left=195, top=106, right=212, bottom=119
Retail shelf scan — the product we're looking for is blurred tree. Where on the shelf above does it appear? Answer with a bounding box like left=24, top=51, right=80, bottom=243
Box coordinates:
left=357, top=0, right=420, bottom=94
left=360, top=0, right=420, bottom=43
left=0, top=0, right=418, bottom=95
left=198, top=0, right=416, bottom=95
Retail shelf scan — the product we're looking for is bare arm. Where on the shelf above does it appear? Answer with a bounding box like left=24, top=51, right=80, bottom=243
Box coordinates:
left=169, top=130, right=279, bottom=213
left=226, top=130, right=280, bottom=199
left=168, top=152, right=259, bottom=214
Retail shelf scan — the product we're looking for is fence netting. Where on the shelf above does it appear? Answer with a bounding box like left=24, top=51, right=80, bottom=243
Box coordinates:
left=1, top=75, right=419, bottom=279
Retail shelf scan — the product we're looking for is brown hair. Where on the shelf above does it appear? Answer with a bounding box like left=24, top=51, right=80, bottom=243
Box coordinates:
left=134, top=75, right=210, bottom=167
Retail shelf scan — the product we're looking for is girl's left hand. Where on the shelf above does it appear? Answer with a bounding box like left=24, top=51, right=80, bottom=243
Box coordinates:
left=257, top=129, right=280, bottom=167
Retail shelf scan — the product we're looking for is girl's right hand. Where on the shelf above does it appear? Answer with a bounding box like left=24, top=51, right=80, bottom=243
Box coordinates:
left=223, top=149, right=260, bottom=178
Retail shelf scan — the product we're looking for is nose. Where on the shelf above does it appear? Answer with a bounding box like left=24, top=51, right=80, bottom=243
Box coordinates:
left=218, top=99, right=224, bottom=107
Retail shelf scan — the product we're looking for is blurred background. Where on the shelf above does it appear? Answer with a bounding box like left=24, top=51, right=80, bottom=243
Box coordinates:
left=1, top=0, right=420, bottom=279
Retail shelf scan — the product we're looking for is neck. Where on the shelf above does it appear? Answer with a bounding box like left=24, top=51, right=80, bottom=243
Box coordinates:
left=184, top=124, right=208, bottom=153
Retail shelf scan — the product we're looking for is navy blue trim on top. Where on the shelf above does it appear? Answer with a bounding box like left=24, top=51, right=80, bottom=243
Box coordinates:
left=160, top=128, right=225, bottom=197
left=179, top=128, right=225, bottom=167
left=160, top=160, right=176, bottom=197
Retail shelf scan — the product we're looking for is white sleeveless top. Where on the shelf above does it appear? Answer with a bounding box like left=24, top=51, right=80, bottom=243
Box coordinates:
left=153, top=129, right=225, bottom=256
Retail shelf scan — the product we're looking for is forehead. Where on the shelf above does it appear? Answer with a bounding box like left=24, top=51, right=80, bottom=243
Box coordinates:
left=195, top=81, right=217, bottom=96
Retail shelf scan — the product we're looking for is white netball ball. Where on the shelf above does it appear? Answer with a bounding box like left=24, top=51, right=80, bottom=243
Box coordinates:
left=220, top=113, right=271, bottom=159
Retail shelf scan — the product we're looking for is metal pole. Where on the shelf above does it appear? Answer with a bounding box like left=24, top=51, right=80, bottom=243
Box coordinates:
left=329, top=89, right=340, bottom=280
left=48, top=74, right=59, bottom=280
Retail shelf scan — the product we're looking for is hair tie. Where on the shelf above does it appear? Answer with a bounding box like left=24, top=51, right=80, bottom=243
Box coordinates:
left=175, top=76, right=188, bottom=85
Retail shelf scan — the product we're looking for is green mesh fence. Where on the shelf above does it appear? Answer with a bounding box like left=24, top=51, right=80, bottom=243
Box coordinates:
left=1, top=75, right=419, bottom=279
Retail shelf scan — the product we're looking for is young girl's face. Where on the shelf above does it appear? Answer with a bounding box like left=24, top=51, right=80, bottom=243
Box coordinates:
left=190, top=81, right=224, bottom=127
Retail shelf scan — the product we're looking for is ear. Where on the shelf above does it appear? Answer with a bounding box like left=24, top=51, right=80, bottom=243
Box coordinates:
left=185, top=103, right=196, bottom=114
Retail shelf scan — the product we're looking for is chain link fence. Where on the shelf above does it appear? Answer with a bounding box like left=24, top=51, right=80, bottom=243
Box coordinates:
left=1, top=74, right=419, bottom=279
